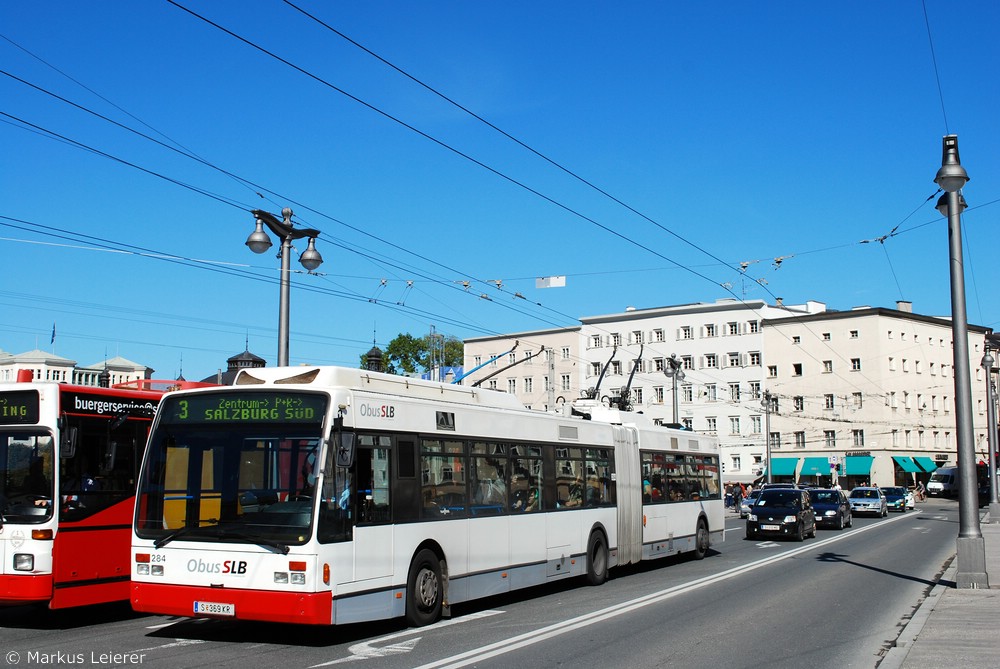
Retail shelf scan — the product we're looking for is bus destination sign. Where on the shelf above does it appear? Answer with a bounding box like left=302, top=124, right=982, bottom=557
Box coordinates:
left=160, top=392, right=327, bottom=425
left=0, top=389, right=41, bottom=425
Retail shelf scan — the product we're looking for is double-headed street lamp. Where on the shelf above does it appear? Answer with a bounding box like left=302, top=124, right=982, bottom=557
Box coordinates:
left=664, top=354, right=685, bottom=425
left=762, top=390, right=774, bottom=484
left=246, top=208, right=323, bottom=367
left=981, top=345, right=1000, bottom=522
left=934, top=134, right=988, bottom=588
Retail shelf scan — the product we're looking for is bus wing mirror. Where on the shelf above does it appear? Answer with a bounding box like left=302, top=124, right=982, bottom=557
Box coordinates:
left=336, top=433, right=355, bottom=468
left=60, top=426, right=78, bottom=459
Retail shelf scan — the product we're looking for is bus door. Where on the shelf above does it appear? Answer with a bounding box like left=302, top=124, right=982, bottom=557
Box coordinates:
left=319, top=434, right=393, bottom=585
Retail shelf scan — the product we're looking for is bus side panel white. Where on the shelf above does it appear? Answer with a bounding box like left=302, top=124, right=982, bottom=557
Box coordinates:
left=467, top=516, right=509, bottom=590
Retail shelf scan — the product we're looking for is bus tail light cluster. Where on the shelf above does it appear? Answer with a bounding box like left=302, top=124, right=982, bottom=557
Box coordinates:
left=275, top=560, right=307, bottom=585
left=134, top=553, right=164, bottom=576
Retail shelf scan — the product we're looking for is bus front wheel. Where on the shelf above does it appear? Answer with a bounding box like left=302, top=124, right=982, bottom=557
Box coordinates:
left=585, top=531, right=608, bottom=585
left=405, top=549, right=443, bottom=627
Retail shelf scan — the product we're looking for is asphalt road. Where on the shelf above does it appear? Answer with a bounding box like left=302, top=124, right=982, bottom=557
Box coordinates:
left=0, top=498, right=961, bottom=669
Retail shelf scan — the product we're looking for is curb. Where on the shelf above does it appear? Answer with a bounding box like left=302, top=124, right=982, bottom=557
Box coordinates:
left=878, top=558, right=956, bottom=669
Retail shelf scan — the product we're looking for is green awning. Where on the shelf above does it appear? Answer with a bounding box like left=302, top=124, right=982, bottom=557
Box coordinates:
left=765, top=457, right=799, bottom=476
left=800, top=457, right=833, bottom=476
left=915, top=457, right=938, bottom=473
left=892, top=456, right=921, bottom=473
left=844, top=455, right=874, bottom=476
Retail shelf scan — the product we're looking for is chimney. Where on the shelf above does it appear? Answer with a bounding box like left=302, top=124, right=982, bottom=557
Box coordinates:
left=775, top=297, right=784, bottom=307
left=896, top=301, right=913, bottom=313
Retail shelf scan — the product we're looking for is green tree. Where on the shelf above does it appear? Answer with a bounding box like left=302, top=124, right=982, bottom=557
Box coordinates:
left=359, top=333, right=463, bottom=375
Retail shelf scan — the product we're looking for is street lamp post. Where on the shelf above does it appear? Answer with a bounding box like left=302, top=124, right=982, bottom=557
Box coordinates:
left=762, top=390, right=773, bottom=484
left=664, top=353, right=685, bottom=425
left=982, top=345, right=1000, bottom=522
left=934, top=134, right=988, bottom=588
left=246, top=208, right=323, bottom=367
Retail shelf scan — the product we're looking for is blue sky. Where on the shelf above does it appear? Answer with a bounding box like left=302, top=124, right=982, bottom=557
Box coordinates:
left=2, top=1, right=998, bottom=380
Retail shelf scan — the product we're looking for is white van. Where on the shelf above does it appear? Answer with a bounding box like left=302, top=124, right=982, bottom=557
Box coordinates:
left=927, top=466, right=958, bottom=497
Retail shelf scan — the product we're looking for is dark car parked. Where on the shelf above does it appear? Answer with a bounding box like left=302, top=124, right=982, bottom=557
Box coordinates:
left=745, top=487, right=817, bottom=541
left=882, top=486, right=909, bottom=512
left=810, top=488, right=852, bottom=529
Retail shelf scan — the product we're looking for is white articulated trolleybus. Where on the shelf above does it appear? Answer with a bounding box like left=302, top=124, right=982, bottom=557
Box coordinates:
left=130, top=366, right=723, bottom=626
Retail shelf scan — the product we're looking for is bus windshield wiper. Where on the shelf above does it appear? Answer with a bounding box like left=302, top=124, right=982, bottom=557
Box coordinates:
left=153, top=518, right=219, bottom=548
left=216, top=527, right=289, bottom=555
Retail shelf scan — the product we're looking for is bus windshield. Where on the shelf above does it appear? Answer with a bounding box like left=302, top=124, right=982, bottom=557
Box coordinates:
left=0, top=431, right=55, bottom=523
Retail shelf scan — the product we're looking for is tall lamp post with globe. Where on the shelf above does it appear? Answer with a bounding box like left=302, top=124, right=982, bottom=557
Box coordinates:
left=934, top=134, right=988, bottom=588
left=664, top=354, right=685, bottom=426
left=246, top=208, right=323, bottom=367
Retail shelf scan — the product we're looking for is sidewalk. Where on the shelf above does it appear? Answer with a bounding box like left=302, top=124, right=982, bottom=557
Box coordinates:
left=880, top=514, right=1000, bottom=669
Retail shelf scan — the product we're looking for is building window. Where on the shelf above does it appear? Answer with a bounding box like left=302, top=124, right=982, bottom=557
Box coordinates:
left=794, top=432, right=806, bottom=449
left=704, top=354, right=718, bottom=368
left=561, top=347, right=571, bottom=360
left=749, top=351, right=761, bottom=366
left=611, top=361, right=622, bottom=375
left=474, top=355, right=482, bottom=366
left=730, top=417, right=740, bottom=435
left=611, top=333, right=621, bottom=346
left=653, top=357, right=665, bottom=372
left=653, top=329, right=664, bottom=342
left=851, top=358, right=861, bottom=371
left=524, top=378, right=533, bottom=393
left=705, top=324, right=717, bottom=337
left=915, top=360, right=922, bottom=374
left=653, top=386, right=664, bottom=403
left=850, top=330, right=859, bottom=339
left=792, top=336, right=801, bottom=344
left=488, top=379, right=498, bottom=390
left=544, top=376, right=550, bottom=391
left=591, top=335, right=602, bottom=348
left=747, top=321, right=759, bottom=333
left=591, top=362, right=602, bottom=376
left=852, top=392, right=862, bottom=408
left=793, top=363, right=803, bottom=376
left=729, top=383, right=741, bottom=401
left=706, top=417, right=717, bottom=433
left=682, top=385, right=693, bottom=402
left=823, top=360, right=833, bottom=373
left=903, top=359, right=909, bottom=372
left=732, top=455, right=742, bottom=471
left=824, top=394, right=835, bottom=410
left=507, top=379, right=517, bottom=394
left=824, top=431, right=836, bottom=448
left=769, top=432, right=781, bottom=450
left=682, top=355, right=694, bottom=370
left=852, top=429, right=865, bottom=447
left=632, top=331, right=643, bottom=345
left=823, top=332, right=831, bottom=341
left=633, top=388, right=643, bottom=405
left=767, top=365, right=778, bottom=378
left=705, top=384, right=717, bottom=401
left=728, top=322, right=739, bottom=335
left=749, top=381, right=761, bottom=398
left=751, top=415, right=762, bottom=433
left=680, top=325, right=693, bottom=340
left=793, top=396, right=804, bottom=411
left=682, top=418, right=693, bottom=430
left=728, top=352, right=741, bottom=367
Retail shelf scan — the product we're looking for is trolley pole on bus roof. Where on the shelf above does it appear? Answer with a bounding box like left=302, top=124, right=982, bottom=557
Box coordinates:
left=246, top=208, right=323, bottom=367
left=934, top=135, right=988, bottom=588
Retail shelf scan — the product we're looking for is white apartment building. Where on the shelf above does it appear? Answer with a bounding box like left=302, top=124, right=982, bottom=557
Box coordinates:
left=0, top=349, right=152, bottom=386
left=463, top=327, right=581, bottom=410
left=762, top=301, right=992, bottom=488
left=463, top=299, right=827, bottom=482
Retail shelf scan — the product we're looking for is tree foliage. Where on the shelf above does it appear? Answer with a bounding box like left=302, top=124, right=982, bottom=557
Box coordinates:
left=359, top=333, right=463, bottom=375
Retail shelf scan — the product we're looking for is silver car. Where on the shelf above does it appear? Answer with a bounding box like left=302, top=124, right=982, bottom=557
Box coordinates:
left=848, top=487, right=887, bottom=517
left=740, top=489, right=761, bottom=518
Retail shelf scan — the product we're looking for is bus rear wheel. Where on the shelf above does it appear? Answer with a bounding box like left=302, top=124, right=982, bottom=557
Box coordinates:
left=405, top=549, right=442, bottom=627
left=585, top=531, right=608, bottom=585
left=693, top=519, right=709, bottom=559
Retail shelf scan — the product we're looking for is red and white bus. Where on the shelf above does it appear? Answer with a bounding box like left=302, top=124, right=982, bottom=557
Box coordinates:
left=0, top=373, right=209, bottom=608
left=130, top=366, right=723, bottom=626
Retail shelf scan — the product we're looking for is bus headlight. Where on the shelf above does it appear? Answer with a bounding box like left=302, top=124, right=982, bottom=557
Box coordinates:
left=13, top=554, right=34, bottom=571
left=290, top=572, right=306, bottom=585
left=136, top=564, right=150, bottom=575
left=151, top=565, right=164, bottom=576
left=274, top=572, right=289, bottom=584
